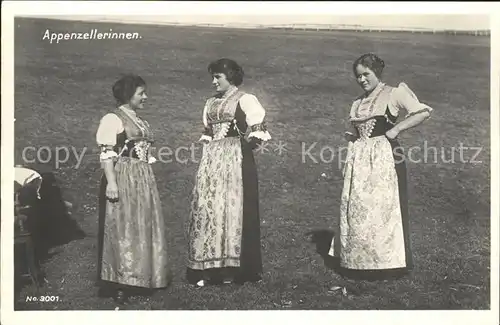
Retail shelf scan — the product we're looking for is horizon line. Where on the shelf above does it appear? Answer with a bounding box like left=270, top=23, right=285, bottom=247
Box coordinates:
left=18, top=16, right=491, bottom=33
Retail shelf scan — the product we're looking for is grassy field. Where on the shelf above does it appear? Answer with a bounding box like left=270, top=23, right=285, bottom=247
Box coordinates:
left=12, top=17, right=491, bottom=310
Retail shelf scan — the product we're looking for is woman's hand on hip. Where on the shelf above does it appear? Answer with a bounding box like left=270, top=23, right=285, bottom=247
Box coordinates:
left=106, top=182, right=119, bottom=202
left=385, top=127, right=400, bottom=140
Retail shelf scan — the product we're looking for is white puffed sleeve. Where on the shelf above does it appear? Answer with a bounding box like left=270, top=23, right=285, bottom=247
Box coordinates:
left=239, top=93, right=272, bottom=141
left=346, top=99, right=360, bottom=132
left=96, top=113, right=124, bottom=161
left=198, top=100, right=213, bottom=143
left=389, top=82, right=433, bottom=118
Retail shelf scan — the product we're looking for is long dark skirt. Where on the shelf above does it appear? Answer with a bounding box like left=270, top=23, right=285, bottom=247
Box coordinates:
left=186, top=138, right=262, bottom=284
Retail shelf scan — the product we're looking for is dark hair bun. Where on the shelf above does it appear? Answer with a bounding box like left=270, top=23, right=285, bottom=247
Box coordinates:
left=352, top=53, right=385, bottom=78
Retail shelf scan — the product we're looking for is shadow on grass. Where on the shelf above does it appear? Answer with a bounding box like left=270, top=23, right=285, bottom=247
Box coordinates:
left=35, top=172, right=86, bottom=257
left=15, top=170, right=86, bottom=295
left=305, top=229, right=338, bottom=270
left=305, top=229, right=410, bottom=282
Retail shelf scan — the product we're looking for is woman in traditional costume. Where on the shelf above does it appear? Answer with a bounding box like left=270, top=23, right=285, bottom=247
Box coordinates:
left=330, top=53, right=433, bottom=280
left=187, top=58, right=271, bottom=287
left=96, top=74, right=171, bottom=303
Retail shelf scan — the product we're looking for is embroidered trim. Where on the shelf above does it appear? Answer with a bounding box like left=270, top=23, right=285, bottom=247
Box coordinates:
left=250, top=123, right=268, bottom=132
left=248, top=130, right=272, bottom=141
left=385, top=114, right=397, bottom=125
left=101, top=139, right=154, bottom=163
left=355, top=118, right=377, bottom=140
left=99, top=150, right=118, bottom=161
left=114, top=108, right=155, bottom=144
left=206, top=89, right=246, bottom=125
left=132, top=140, right=151, bottom=162
left=104, top=109, right=155, bottom=163
left=404, top=107, right=432, bottom=119
left=212, top=122, right=232, bottom=140
left=199, top=134, right=213, bottom=142
left=350, top=83, right=389, bottom=122
left=118, top=106, right=150, bottom=139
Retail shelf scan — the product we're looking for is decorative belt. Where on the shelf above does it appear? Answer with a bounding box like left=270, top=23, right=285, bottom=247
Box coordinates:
left=355, top=116, right=394, bottom=139
left=368, top=123, right=390, bottom=138
left=118, top=139, right=152, bottom=162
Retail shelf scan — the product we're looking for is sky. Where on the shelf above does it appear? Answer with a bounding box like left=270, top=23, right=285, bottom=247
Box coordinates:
left=35, top=14, right=490, bottom=31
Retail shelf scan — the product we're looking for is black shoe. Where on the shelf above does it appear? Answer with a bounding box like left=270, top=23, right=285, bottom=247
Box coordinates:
left=207, top=278, right=224, bottom=286
left=234, top=274, right=262, bottom=285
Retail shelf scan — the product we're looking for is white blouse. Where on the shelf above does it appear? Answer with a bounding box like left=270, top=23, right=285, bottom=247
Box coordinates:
left=200, top=92, right=272, bottom=142
left=95, top=107, right=156, bottom=163
left=96, top=112, right=126, bottom=162
left=388, top=82, right=433, bottom=118
left=350, top=82, right=433, bottom=121
left=240, top=93, right=272, bottom=141
left=96, top=113, right=125, bottom=147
